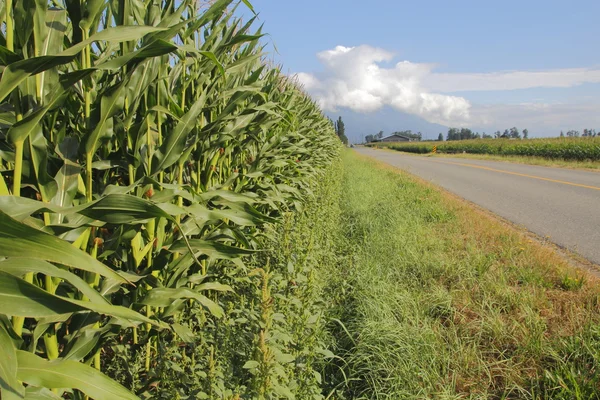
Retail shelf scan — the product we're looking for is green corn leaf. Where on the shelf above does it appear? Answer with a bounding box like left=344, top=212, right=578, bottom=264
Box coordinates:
left=29, top=125, right=58, bottom=202
left=64, top=0, right=82, bottom=44
left=220, top=33, right=264, bottom=49
left=32, top=0, right=48, bottom=77
left=130, top=231, right=154, bottom=268
left=0, top=270, right=85, bottom=317
left=122, top=60, right=161, bottom=132
left=0, top=196, right=64, bottom=221
left=225, top=52, right=262, bottom=75
left=50, top=139, right=81, bottom=223
left=0, top=258, right=108, bottom=305
left=23, top=387, right=63, bottom=399
left=0, top=271, right=165, bottom=327
left=171, top=322, right=195, bottom=343
left=0, top=323, right=24, bottom=400
left=216, top=200, right=277, bottom=224
left=241, top=0, right=256, bottom=14
left=16, top=350, right=139, bottom=400
left=0, top=174, right=9, bottom=195
left=37, top=7, right=67, bottom=101
left=84, top=80, right=127, bottom=155
left=79, top=0, right=105, bottom=30
left=193, top=282, right=234, bottom=292
left=31, top=314, right=70, bottom=355
left=0, top=193, right=185, bottom=226
left=198, top=190, right=258, bottom=203
left=77, top=194, right=173, bottom=224
left=62, top=326, right=106, bottom=362
left=170, top=239, right=256, bottom=260
left=13, top=1, right=35, bottom=51
left=152, top=90, right=207, bottom=174
left=177, top=46, right=225, bottom=78
left=0, top=46, right=22, bottom=65
left=217, top=84, right=262, bottom=100
left=0, top=210, right=126, bottom=283
left=221, top=113, right=256, bottom=136
left=199, top=51, right=226, bottom=78
left=140, top=287, right=224, bottom=318
left=186, top=202, right=272, bottom=226
left=148, top=105, right=181, bottom=122
left=97, top=39, right=177, bottom=71
left=190, top=0, right=234, bottom=31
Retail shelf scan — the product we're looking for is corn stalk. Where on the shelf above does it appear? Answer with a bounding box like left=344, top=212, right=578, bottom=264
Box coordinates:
left=0, top=0, right=340, bottom=398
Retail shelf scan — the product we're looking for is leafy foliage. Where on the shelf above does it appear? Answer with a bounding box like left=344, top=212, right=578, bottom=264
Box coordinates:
left=0, top=0, right=340, bottom=398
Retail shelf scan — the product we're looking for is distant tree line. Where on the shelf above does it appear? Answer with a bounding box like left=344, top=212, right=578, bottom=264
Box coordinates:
left=364, top=126, right=599, bottom=144
left=560, top=129, right=597, bottom=138
left=445, top=127, right=528, bottom=141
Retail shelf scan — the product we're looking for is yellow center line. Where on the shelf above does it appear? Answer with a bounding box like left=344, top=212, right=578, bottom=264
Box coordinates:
left=430, top=159, right=600, bottom=191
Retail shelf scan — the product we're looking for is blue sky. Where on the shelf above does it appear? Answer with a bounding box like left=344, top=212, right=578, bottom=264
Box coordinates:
left=239, top=0, right=600, bottom=142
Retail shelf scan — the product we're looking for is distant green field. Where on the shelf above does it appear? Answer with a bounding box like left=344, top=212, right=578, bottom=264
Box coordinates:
left=368, top=137, right=600, bottom=161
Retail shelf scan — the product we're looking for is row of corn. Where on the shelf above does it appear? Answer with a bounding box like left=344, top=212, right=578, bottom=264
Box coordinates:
left=372, top=137, right=600, bottom=161
left=0, top=1, right=340, bottom=398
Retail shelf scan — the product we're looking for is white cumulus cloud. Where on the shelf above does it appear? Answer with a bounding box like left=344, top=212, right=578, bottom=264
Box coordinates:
left=295, top=45, right=472, bottom=126
left=296, top=45, right=600, bottom=128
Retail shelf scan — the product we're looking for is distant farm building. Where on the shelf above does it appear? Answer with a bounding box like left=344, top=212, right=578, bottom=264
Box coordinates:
left=372, top=134, right=414, bottom=143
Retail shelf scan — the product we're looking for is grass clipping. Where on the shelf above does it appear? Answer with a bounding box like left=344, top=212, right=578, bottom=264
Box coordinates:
left=327, top=150, right=600, bottom=399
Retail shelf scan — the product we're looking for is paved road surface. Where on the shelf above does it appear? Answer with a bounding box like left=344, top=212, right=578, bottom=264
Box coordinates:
left=355, top=147, right=600, bottom=265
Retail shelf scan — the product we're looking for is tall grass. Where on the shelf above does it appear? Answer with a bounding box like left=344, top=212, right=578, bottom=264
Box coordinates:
left=325, top=150, right=600, bottom=399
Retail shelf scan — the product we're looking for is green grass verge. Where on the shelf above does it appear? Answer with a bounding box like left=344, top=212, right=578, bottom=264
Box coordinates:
left=324, top=150, right=600, bottom=399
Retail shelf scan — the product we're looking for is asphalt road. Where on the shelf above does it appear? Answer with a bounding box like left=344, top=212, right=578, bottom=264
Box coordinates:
left=355, top=147, right=600, bottom=265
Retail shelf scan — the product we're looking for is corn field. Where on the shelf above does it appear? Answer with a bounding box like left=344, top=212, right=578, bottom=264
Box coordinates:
left=373, top=137, right=600, bottom=161
left=0, top=0, right=340, bottom=398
